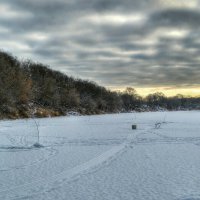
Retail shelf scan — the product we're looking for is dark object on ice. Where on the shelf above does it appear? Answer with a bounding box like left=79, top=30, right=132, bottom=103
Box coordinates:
left=155, top=122, right=162, bottom=129
left=132, top=125, right=137, bottom=130
left=33, top=143, right=44, bottom=148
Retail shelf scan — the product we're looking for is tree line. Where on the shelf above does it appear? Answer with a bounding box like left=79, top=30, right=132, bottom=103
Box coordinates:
left=0, top=51, right=199, bottom=119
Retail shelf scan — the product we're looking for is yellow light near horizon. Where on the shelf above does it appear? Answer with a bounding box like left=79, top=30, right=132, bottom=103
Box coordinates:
left=136, top=87, right=200, bottom=97
left=108, top=86, right=200, bottom=97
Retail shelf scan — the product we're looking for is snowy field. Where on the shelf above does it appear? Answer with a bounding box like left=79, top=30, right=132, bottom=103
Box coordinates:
left=0, top=111, right=200, bottom=200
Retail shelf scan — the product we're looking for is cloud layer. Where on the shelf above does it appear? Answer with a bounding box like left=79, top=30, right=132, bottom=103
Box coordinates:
left=1, top=0, right=200, bottom=90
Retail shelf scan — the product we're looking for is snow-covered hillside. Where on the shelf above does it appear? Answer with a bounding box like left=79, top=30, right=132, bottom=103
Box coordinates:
left=0, top=111, right=200, bottom=200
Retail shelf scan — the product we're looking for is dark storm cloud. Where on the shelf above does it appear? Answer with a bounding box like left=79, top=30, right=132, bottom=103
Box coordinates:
left=150, top=9, right=200, bottom=28
left=0, top=0, right=200, bottom=90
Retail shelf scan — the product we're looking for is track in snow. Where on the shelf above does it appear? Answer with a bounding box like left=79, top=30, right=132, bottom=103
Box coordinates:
left=0, top=125, right=143, bottom=200
left=1, top=111, right=200, bottom=200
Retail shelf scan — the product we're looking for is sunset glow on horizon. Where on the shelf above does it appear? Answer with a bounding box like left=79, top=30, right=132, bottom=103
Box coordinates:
left=109, top=87, right=200, bottom=97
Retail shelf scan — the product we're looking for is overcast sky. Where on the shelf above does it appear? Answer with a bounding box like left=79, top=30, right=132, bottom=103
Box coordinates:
left=1, top=0, right=200, bottom=95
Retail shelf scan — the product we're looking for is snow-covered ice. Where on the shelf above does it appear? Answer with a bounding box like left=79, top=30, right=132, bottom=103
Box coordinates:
left=0, top=111, right=200, bottom=200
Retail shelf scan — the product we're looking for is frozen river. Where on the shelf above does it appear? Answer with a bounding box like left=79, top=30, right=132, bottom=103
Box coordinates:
left=0, top=111, right=200, bottom=200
